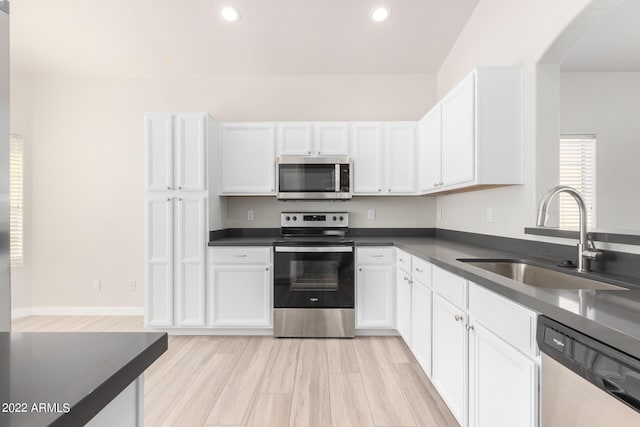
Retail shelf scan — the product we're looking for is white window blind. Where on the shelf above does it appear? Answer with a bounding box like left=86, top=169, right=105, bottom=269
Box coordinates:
left=559, top=135, right=596, bottom=229
left=10, top=133, right=24, bottom=267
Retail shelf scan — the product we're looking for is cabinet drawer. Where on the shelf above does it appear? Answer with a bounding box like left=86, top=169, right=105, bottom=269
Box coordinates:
left=209, top=247, right=272, bottom=264
left=396, top=249, right=412, bottom=273
left=357, top=247, right=394, bottom=265
left=469, top=283, right=537, bottom=357
left=433, top=266, right=467, bottom=309
left=412, top=256, right=432, bottom=287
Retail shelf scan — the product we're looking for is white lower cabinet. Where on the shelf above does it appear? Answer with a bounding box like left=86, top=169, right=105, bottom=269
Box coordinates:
left=468, top=322, right=538, bottom=427
left=429, top=268, right=539, bottom=427
left=208, top=247, right=272, bottom=328
left=356, top=247, right=395, bottom=329
left=432, top=293, right=468, bottom=426
left=396, top=268, right=412, bottom=345
left=410, top=277, right=432, bottom=377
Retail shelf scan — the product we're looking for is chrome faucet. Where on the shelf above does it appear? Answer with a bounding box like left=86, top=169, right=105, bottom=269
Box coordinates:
left=536, top=186, right=601, bottom=273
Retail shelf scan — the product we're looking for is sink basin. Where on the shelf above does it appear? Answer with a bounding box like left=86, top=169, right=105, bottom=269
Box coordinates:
left=458, top=259, right=628, bottom=291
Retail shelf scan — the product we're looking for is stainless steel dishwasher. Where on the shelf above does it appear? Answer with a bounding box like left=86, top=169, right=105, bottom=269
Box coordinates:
left=537, top=316, right=640, bottom=426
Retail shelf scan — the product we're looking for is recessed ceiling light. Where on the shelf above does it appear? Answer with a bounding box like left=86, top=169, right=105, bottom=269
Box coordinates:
left=371, top=7, right=390, bottom=22
left=220, top=6, right=240, bottom=22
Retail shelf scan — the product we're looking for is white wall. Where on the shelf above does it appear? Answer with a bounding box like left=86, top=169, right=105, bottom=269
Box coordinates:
left=15, top=73, right=436, bottom=308
left=560, top=72, right=640, bottom=231
left=433, top=0, right=593, bottom=238
left=227, top=196, right=436, bottom=229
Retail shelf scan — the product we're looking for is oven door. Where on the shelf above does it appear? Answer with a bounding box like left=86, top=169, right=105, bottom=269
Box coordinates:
left=274, top=246, right=354, bottom=308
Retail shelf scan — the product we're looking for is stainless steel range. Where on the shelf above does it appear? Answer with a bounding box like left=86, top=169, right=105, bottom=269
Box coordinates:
left=273, top=212, right=355, bottom=338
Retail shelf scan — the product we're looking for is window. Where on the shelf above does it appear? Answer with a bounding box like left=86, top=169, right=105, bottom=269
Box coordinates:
left=559, top=135, right=596, bottom=229
left=10, top=133, right=24, bottom=267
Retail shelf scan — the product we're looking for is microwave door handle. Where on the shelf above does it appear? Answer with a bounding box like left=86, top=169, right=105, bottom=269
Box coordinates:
left=335, top=164, right=340, bottom=192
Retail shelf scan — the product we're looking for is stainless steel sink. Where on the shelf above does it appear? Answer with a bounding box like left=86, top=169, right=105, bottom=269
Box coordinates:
left=458, top=259, right=628, bottom=291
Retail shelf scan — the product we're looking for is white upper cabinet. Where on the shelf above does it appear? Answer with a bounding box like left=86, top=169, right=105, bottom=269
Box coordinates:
left=314, top=123, right=350, bottom=155
left=385, top=123, right=417, bottom=193
left=175, top=113, right=207, bottom=191
left=352, top=122, right=417, bottom=195
left=145, top=113, right=208, bottom=192
left=417, top=67, right=523, bottom=195
left=276, top=123, right=313, bottom=156
left=419, top=105, right=442, bottom=193
left=145, top=114, right=174, bottom=192
left=220, top=123, right=276, bottom=195
left=351, top=123, right=385, bottom=194
left=277, top=122, right=350, bottom=156
left=441, top=73, right=475, bottom=187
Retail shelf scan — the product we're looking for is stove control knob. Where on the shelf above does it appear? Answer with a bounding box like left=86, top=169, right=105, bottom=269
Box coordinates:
left=339, top=216, right=344, bottom=221
left=292, top=216, right=297, bottom=221
left=285, top=216, right=291, bottom=221
left=333, top=216, right=337, bottom=221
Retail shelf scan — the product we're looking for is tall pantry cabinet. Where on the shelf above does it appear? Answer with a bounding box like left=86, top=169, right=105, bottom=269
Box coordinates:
left=144, top=113, right=217, bottom=327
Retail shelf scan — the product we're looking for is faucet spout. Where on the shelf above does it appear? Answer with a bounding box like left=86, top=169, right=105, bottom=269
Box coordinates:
left=536, top=186, right=599, bottom=273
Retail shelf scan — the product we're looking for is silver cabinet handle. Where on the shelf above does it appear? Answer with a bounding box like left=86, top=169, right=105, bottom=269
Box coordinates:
left=466, top=324, right=474, bottom=331
left=378, top=188, right=382, bottom=192
left=399, top=258, right=405, bottom=262
left=178, top=186, right=182, bottom=190
left=265, top=267, right=269, bottom=271
left=415, top=267, right=423, bottom=273
left=175, top=198, right=182, bottom=201
left=388, top=188, right=391, bottom=192
left=308, top=151, right=311, bottom=155
left=403, top=276, right=409, bottom=281
left=454, top=314, right=463, bottom=321
left=371, top=254, right=384, bottom=258
left=317, top=151, right=321, bottom=155
left=234, top=254, right=247, bottom=257
left=359, top=267, right=362, bottom=271
left=165, top=198, right=171, bottom=202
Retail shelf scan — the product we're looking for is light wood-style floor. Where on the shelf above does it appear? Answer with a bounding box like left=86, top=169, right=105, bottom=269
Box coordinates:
left=13, top=316, right=459, bottom=427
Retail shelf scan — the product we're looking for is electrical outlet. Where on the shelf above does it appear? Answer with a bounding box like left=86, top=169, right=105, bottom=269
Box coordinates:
left=367, top=209, right=376, bottom=220
left=437, top=209, right=442, bottom=221
left=248, top=210, right=254, bottom=221
left=92, top=279, right=101, bottom=292
left=128, top=280, right=136, bottom=292
left=486, top=208, right=493, bottom=223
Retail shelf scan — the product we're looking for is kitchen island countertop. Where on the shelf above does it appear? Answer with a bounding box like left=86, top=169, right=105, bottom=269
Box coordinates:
left=0, top=331, right=167, bottom=427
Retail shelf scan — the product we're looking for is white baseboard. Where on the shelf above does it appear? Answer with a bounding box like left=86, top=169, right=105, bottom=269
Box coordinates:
left=12, top=306, right=144, bottom=318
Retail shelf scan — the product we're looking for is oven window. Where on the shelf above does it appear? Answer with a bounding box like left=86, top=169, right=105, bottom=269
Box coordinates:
left=279, top=164, right=336, bottom=192
left=289, top=260, right=338, bottom=291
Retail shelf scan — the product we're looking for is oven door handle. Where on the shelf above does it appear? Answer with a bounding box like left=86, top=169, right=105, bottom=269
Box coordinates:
left=275, top=246, right=353, bottom=253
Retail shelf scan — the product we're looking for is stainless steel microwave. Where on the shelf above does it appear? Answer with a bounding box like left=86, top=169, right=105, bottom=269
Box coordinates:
left=276, top=156, right=352, bottom=200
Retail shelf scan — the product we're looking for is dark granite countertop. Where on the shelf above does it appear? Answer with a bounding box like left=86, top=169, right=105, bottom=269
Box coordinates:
left=0, top=331, right=167, bottom=427
left=208, top=234, right=640, bottom=360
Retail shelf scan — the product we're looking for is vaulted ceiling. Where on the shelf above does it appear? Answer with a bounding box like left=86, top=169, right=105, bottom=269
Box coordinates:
left=10, top=0, right=479, bottom=77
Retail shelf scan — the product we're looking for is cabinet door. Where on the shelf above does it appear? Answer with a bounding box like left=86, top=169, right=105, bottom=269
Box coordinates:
left=220, top=124, right=276, bottom=194
left=208, top=264, right=272, bottom=327
left=441, top=73, right=475, bottom=187
left=418, top=105, right=442, bottom=192
left=314, top=123, right=350, bottom=155
left=385, top=123, right=417, bottom=193
left=432, top=294, right=467, bottom=426
left=175, top=113, right=206, bottom=191
left=356, top=264, right=395, bottom=328
left=276, top=123, right=313, bottom=156
left=145, top=196, right=174, bottom=327
left=351, top=123, right=384, bottom=194
left=396, top=269, right=412, bottom=346
left=145, top=113, right=174, bottom=192
left=411, top=279, right=432, bottom=377
left=174, top=195, right=206, bottom=327
left=469, top=322, right=538, bottom=427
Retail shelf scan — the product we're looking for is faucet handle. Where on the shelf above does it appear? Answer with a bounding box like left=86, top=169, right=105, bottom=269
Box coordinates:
left=584, top=236, right=602, bottom=260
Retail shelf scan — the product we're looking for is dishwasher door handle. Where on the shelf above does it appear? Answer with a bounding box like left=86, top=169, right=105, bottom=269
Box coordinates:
left=602, top=378, right=640, bottom=411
